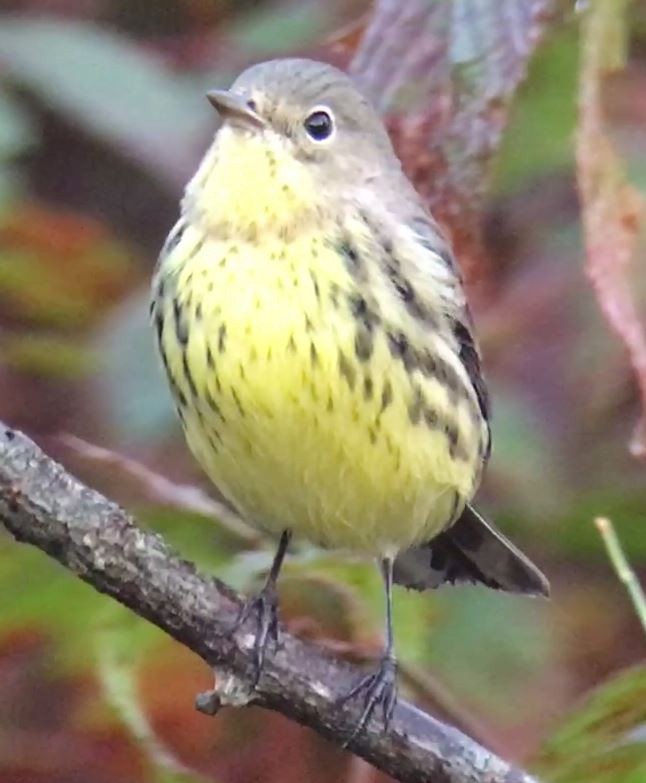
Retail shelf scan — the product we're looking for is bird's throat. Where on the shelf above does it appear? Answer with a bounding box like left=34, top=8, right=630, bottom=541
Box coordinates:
left=183, top=125, right=322, bottom=240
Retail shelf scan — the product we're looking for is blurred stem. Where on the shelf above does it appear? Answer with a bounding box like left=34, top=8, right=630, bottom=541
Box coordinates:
left=60, top=434, right=260, bottom=547
left=1, top=423, right=543, bottom=783
left=594, top=517, right=646, bottom=637
left=97, top=631, right=207, bottom=782
left=399, top=662, right=504, bottom=755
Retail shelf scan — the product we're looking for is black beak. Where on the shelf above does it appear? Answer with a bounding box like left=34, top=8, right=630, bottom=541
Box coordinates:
left=206, top=90, right=265, bottom=130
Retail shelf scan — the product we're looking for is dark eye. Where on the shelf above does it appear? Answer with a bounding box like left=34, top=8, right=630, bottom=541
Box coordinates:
left=304, top=109, right=334, bottom=141
left=247, top=98, right=257, bottom=111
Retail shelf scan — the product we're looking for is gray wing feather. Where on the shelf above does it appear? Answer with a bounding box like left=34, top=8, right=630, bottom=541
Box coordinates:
left=393, top=504, right=550, bottom=597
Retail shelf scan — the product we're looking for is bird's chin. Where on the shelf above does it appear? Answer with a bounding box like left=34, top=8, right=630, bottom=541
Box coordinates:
left=225, top=118, right=265, bottom=135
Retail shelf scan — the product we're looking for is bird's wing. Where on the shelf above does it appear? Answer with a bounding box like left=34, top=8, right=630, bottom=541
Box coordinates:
left=405, top=213, right=491, bottom=430
left=393, top=503, right=550, bottom=596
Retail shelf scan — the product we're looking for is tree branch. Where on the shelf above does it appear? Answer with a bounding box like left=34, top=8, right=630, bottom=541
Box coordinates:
left=0, top=422, right=541, bottom=783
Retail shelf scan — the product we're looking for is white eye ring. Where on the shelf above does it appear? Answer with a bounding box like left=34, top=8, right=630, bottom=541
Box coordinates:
left=303, top=106, right=335, bottom=142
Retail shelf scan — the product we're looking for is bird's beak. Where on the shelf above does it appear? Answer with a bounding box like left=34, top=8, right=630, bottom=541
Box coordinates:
left=206, top=90, right=266, bottom=130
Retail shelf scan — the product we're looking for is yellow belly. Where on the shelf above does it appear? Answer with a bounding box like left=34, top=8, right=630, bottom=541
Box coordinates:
left=154, top=226, right=483, bottom=555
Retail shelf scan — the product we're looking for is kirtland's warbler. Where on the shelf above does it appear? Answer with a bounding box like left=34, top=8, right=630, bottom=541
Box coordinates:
left=151, top=58, right=549, bottom=733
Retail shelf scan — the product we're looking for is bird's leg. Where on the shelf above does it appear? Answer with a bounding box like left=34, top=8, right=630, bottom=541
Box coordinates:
left=233, top=529, right=291, bottom=683
left=338, top=556, right=398, bottom=742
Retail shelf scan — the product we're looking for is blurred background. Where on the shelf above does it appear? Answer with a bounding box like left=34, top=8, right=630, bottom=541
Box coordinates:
left=1, top=1, right=645, bottom=782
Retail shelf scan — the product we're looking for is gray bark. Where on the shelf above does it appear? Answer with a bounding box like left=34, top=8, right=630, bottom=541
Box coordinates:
left=0, top=423, right=541, bottom=783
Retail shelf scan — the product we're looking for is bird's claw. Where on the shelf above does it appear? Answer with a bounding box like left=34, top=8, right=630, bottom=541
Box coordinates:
left=337, top=656, right=398, bottom=746
left=231, top=586, right=280, bottom=685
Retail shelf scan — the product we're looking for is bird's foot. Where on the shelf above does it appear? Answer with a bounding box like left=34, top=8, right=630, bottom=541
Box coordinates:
left=231, top=585, right=280, bottom=685
left=337, top=656, right=398, bottom=745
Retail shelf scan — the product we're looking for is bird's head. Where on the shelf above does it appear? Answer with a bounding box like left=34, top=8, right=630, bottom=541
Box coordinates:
left=184, top=58, right=402, bottom=237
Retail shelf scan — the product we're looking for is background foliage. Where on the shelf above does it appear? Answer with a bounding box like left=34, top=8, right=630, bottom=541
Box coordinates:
left=1, top=1, right=645, bottom=782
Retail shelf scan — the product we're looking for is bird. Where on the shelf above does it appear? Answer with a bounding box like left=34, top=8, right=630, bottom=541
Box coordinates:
left=150, top=57, right=549, bottom=736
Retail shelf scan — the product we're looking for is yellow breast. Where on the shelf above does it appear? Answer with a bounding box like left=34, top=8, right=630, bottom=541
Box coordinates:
left=153, top=220, right=485, bottom=555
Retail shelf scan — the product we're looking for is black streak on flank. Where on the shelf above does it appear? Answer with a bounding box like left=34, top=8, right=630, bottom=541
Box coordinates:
left=452, top=318, right=490, bottom=423
left=350, top=295, right=379, bottom=364
left=380, top=379, right=393, bottom=412
left=154, top=310, right=164, bottom=342
left=387, top=330, right=415, bottom=372
left=162, top=220, right=186, bottom=256
left=348, top=294, right=380, bottom=329
left=350, top=294, right=367, bottom=319
left=218, top=324, right=227, bottom=354
left=409, top=215, right=453, bottom=265
left=205, top=389, right=225, bottom=421
left=310, top=342, right=318, bottom=366
left=388, top=264, right=414, bottom=303
left=386, top=333, right=464, bottom=404
left=309, top=270, right=321, bottom=301
left=419, top=349, right=463, bottom=402
left=338, top=239, right=361, bottom=274
left=176, top=387, right=187, bottom=408
left=407, top=298, right=437, bottom=327
left=408, top=386, right=424, bottom=425
left=208, top=433, right=222, bottom=452
left=232, top=388, right=246, bottom=417
left=182, top=353, right=198, bottom=397
left=173, top=298, right=189, bottom=346
left=444, top=422, right=466, bottom=461
left=206, top=345, right=215, bottom=369
left=381, top=236, right=394, bottom=255
left=338, top=351, right=356, bottom=390
left=354, top=327, right=373, bottom=362
left=387, top=265, right=437, bottom=326
left=363, top=375, right=374, bottom=401
left=159, top=344, right=170, bottom=373
left=418, top=349, right=436, bottom=376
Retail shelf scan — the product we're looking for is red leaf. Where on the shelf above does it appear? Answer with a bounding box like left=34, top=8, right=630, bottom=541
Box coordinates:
left=349, top=0, right=568, bottom=283
left=576, top=0, right=646, bottom=459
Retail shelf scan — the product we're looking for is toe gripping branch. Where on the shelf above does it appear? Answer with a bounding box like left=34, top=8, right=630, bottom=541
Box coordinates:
left=338, top=556, right=398, bottom=744
left=231, top=529, right=291, bottom=683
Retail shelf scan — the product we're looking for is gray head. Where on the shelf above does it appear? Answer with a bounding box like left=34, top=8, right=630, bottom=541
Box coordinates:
left=207, top=58, right=401, bottom=181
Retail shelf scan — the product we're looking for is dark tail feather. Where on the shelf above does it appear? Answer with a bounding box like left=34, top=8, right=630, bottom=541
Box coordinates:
left=393, top=504, right=550, bottom=597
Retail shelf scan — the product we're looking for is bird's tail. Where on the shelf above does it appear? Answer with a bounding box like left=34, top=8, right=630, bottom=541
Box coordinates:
left=392, top=504, right=550, bottom=597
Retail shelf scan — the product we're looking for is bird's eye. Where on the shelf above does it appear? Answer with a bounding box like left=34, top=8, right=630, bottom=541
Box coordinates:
left=247, top=99, right=257, bottom=112
left=304, top=109, right=334, bottom=141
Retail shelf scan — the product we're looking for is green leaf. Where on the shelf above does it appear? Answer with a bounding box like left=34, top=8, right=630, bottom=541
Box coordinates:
left=141, top=506, right=248, bottom=576
left=537, top=665, right=646, bottom=783
left=427, top=587, right=551, bottom=716
left=280, top=550, right=450, bottom=670
left=494, top=28, right=579, bottom=192
left=2, top=332, right=95, bottom=378
left=548, top=492, right=646, bottom=561
left=487, top=379, right=564, bottom=519
left=0, top=17, right=215, bottom=187
left=98, top=290, right=178, bottom=442
left=0, top=537, right=114, bottom=671
left=229, top=4, right=330, bottom=56
left=0, top=89, right=37, bottom=159
left=97, top=609, right=208, bottom=783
